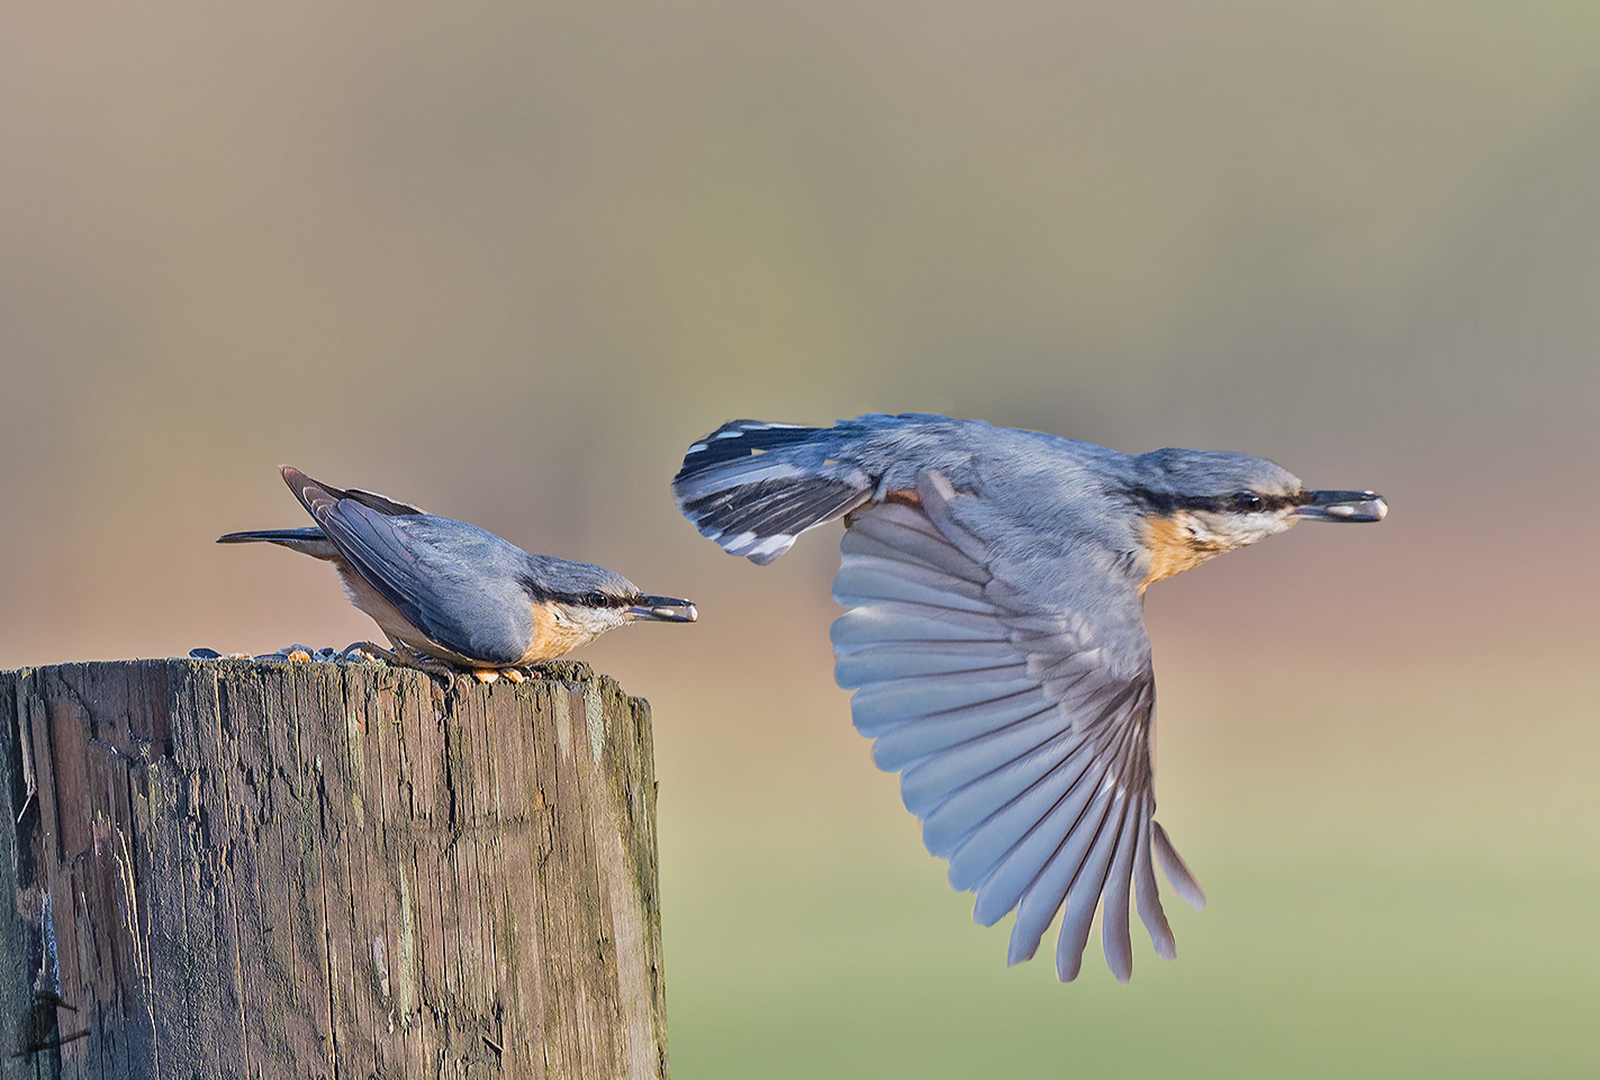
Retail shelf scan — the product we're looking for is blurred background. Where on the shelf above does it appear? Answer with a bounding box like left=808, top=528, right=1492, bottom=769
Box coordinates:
left=3, top=2, right=1598, bottom=1075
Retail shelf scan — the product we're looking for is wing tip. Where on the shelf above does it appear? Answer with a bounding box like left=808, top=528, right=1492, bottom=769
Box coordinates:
left=279, top=464, right=322, bottom=506
left=1006, top=938, right=1040, bottom=968
left=1152, top=820, right=1207, bottom=912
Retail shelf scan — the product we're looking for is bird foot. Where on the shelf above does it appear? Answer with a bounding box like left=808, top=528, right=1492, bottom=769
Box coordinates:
left=341, top=641, right=403, bottom=664
left=470, top=666, right=535, bottom=684
left=341, top=641, right=462, bottom=681
left=339, top=643, right=531, bottom=687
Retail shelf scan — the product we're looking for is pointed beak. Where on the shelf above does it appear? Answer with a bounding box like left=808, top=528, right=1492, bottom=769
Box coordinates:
left=627, top=596, right=699, bottom=623
left=1293, top=490, right=1388, bottom=523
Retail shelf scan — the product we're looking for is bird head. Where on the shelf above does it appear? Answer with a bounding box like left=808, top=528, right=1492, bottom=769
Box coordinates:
left=524, top=559, right=698, bottom=645
left=1128, top=448, right=1386, bottom=586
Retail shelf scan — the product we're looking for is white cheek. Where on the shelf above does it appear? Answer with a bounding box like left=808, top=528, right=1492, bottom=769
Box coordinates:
left=1191, top=513, right=1286, bottom=548
left=559, top=605, right=627, bottom=636
left=1238, top=517, right=1287, bottom=543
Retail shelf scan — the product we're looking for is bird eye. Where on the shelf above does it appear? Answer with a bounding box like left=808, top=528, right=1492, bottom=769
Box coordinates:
left=586, top=591, right=608, bottom=606
left=1234, top=491, right=1264, bottom=512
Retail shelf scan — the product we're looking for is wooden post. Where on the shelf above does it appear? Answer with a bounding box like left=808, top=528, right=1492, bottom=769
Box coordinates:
left=0, top=658, right=669, bottom=1079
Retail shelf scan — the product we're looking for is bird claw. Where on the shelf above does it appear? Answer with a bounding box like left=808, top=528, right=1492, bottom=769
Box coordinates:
left=502, top=668, right=526, bottom=683
left=473, top=670, right=500, bottom=684
left=342, top=641, right=400, bottom=664
left=339, top=641, right=456, bottom=681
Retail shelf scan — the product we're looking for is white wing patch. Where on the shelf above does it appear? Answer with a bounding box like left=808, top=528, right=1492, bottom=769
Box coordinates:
left=831, top=472, right=1199, bottom=983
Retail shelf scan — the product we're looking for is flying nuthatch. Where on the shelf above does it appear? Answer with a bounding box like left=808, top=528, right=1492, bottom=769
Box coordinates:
left=672, top=413, right=1385, bottom=983
left=220, top=467, right=696, bottom=681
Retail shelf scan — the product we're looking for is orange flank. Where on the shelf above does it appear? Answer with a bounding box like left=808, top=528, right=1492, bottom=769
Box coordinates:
left=882, top=489, right=924, bottom=509
left=847, top=488, right=922, bottom=527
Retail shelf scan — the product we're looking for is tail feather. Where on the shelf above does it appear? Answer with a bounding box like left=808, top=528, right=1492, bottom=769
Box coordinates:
left=673, top=420, right=874, bottom=564
left=677, top=421, right=821, bottom=475
left=216, top=526, right=339, bottom=559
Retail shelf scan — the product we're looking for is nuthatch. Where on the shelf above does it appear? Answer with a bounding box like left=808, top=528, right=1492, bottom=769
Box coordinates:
left=220, top=467, right=696, bottom=681
left=672, top=414, right=1385, bottom=983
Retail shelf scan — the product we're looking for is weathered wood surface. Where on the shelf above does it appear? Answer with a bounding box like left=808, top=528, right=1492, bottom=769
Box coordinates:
left=0, top=658, right=668, bottom=1079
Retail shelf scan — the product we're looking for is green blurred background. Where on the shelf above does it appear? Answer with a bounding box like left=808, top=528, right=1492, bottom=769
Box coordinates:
left=3, top=2, right=1598, bottom=1075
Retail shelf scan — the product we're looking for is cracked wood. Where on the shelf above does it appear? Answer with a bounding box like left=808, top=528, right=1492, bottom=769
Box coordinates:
left=0, top=658, right=669, bottom=1079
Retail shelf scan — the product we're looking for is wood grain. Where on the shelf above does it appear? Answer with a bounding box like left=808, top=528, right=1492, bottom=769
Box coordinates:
left=0, top=658, right=668, bottom=1078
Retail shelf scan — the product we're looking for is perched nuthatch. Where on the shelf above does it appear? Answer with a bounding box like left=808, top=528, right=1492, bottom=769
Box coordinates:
left=220, top=467, right=696, bottom=680
left=672, top=414, right=1385, bottom=983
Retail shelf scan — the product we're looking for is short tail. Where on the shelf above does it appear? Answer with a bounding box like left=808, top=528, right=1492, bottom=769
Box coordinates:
left=216, top=527, right=338, bottom=558
left=672, top=420, right=874, bottom=564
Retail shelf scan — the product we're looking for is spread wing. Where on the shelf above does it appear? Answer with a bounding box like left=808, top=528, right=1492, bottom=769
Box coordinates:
left=832, top=471, right=1205, bottom=982
left=282, top=467, right=533, bottom=665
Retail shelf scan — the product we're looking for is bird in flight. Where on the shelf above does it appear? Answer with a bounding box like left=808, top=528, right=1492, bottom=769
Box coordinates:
left=672, top=414, right=1385, bottom=982
left=221, top=467, right=696, bottom=681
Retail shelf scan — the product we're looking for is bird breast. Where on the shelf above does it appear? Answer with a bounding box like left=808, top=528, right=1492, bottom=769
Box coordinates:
left=518, top=600, right=615, bottom=664
left=1140, top=513, right=1227, bottom=592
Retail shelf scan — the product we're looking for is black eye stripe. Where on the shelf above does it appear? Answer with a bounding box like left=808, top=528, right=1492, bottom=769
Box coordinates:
left=1128, top=487, right=1303, bottom=514
left=518, top=576, right=635, bottom=608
